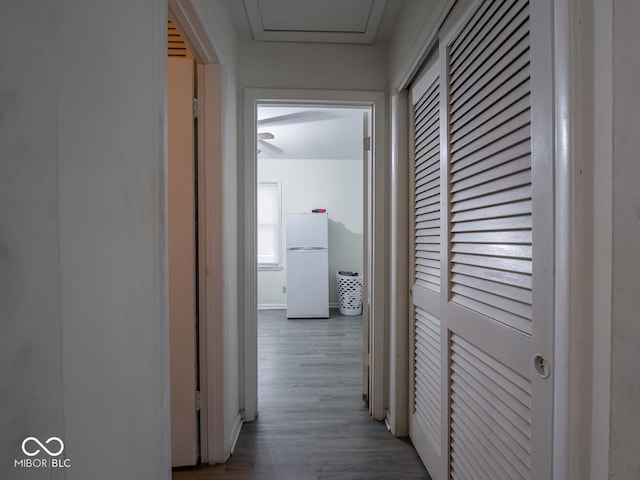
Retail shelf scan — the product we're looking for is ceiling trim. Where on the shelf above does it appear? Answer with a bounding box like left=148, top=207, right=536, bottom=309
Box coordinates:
left=243, top=0, right=387, bottom=44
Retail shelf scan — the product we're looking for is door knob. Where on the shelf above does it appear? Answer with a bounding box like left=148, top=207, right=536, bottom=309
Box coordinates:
left=533, top=354, right=551, bottom=378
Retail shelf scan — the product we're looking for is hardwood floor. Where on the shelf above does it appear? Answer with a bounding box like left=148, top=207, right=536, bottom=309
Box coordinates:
left=173, top=309, right=431, bottom=480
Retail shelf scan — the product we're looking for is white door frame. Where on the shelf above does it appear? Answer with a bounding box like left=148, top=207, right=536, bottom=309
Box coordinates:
left=168, top=0, right=226, bottom=464
left=387, top=89, right=410, bottom=436
left=242, top=88, right=387, bottom=422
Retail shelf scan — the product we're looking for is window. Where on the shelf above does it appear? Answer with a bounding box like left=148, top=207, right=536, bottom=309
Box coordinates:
left=257, top=181, right=282, bottom=269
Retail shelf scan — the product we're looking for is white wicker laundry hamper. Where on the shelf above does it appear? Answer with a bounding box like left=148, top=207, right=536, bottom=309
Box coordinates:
left=336, top=271, right=363, bottom=316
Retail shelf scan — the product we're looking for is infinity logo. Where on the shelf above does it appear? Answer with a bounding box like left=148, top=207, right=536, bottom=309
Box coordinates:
left=21, top=437, right=64, bottom=457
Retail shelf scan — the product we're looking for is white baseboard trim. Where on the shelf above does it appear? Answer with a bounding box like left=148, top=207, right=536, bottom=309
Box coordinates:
left=213, top=449, right=230, bottom=465
left=384, top=409, right=392, bottom=432
left=229, top=413, right=243, bottom=455
left=258, top=303, right=286, bottom=310
left=258, top=303, right=340, bottom=310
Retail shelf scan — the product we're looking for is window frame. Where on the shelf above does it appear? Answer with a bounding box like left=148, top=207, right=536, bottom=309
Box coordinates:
left=256, top=180, right=283, bottom=271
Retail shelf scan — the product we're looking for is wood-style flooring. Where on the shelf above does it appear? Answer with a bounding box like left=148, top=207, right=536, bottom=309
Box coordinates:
left=173, top=309, right=431, bottom=480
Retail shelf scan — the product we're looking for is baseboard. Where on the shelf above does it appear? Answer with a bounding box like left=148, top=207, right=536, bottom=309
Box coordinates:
left=258, top=303, right=286, bottom=310
left=229, top=413, right=243, bottom=455
left=384, top=409, right=392, bottom=432
left=212, top=449, right=230, bottom=465
left=258, top=303, right=340, bottom=310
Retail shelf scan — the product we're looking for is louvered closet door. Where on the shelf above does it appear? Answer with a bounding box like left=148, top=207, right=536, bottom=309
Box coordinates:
left=409, top=57, right=445, bottom=480
left=409, top=0, right=555, bottom=479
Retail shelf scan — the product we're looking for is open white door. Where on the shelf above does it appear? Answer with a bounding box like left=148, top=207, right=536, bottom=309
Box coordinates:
left=362, top=110, right=371, bottom=407
left=409, top=1, right=555, bottom=478
left=168, top=56, right=198, bottom=467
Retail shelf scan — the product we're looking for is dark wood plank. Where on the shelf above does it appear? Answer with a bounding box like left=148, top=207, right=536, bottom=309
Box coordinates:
left=173, top=309, right=431, bottom=480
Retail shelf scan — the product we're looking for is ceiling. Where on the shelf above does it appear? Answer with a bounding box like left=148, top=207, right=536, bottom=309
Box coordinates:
left=228, top=0, right=406, bottom=45
left=257, top=106, right=368, bottom=160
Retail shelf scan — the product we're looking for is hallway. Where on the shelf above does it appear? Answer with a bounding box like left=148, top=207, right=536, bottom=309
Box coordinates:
left=173, top=310, right=430, bottom=480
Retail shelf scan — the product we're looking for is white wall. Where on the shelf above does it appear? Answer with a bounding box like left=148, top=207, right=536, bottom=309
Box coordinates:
left=609, top=0, right=640, bottom=477
left=258, top=159, right=363, bottom=307
left=1, top=2, right=65, bottom=477
left=238, top=39, right=388, bottom=92
left=58, top=0, right=170, bottom=476
left=1, top=0, right=171, bottom=479
left=388, top=0, right=452, bottom=88
left=591, top=1, right=612, bottom=478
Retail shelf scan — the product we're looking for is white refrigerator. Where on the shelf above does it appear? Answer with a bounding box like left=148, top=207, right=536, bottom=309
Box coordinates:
left=286, top=213, right=329, bottom=318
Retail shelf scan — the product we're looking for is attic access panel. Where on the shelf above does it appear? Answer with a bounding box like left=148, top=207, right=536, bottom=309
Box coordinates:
left=244, top=0, right=387, bottom=44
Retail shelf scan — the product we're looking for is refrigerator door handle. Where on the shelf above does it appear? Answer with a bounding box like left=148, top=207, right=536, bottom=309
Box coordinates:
left=288, top=247, right=327, bottom=251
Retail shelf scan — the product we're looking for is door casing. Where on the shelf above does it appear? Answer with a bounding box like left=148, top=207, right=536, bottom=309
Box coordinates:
left=242, top=88, right=387, bottom=422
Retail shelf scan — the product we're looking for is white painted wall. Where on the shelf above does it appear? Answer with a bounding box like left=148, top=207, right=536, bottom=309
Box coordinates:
left=1, top=3, right=66, bottom=477
left=591, top=1, right=612, bottom=478
left=238, top=39, right=388, bottom=91
left=57, top=0, right=169, bottom=476
left=1, top=1, right=171, bottom=479
left=258, top=159, right=363, bottom=307
left=610, top=1, right=640, bottom=477
left=388, top=0, right=452, bottom=89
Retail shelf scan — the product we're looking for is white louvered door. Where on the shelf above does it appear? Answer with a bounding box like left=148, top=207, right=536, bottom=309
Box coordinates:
left=409, top=55, right=444, bottom=479
left=409, top=0, right=554, bottom=479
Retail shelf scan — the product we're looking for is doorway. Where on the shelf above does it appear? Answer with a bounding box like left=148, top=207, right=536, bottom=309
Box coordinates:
left=167, top=26, right=199, bottom=467
left=255, top=104, right=369, bottom=411
left=167, top=1, right=226, bottom=466
left=242, top=89, right=387, bottom=423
